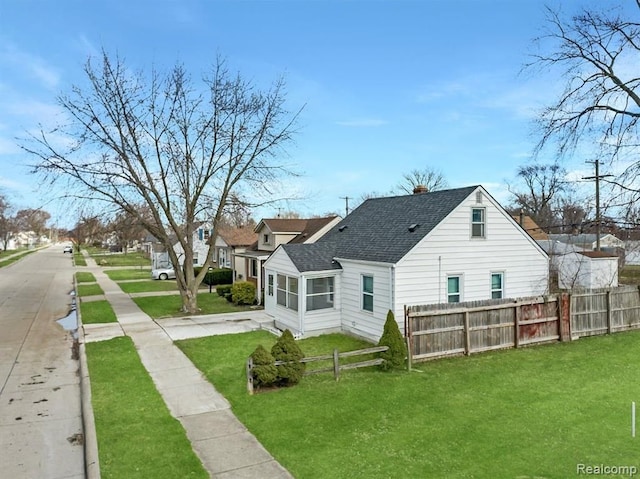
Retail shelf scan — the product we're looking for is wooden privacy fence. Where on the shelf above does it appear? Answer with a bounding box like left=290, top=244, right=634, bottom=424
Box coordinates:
left=571, top=285, right=640, bottom=338
left=404, top=296, right=566, bottom=361
left=405, top=286, right=640, bottom=362
left=246, top=345, right=388, bottom=394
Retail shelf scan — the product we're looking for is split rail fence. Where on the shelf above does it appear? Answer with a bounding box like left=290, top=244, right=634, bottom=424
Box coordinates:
left=404, top=285, right=640, bottom=362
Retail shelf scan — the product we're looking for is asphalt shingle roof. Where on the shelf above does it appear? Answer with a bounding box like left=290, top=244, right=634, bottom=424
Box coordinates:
left=281, top=185, right=479, bottom=271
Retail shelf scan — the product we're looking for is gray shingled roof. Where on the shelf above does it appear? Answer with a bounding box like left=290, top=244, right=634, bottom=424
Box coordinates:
left=281, top=185, right=479, bottom=271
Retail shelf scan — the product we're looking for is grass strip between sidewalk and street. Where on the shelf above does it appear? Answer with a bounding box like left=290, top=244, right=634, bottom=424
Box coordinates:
left=177, top=330, right=640, bottom=479
left=79, top=300, right=117, bottom=324
left=118, top=280, right=179, bottom=294
left=85, top=336, right=208, bottom=479
left=0, top=249, right=38, bottom=267
left=133, top=292, right=253, bottom=318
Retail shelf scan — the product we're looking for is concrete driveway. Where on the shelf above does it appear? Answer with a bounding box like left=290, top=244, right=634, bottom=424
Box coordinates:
left=0, top=246, right=84, bottom=479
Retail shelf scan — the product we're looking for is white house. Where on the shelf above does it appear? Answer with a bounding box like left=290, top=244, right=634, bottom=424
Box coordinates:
left=263, top=185, right=550, bottom=342
left=234, top=216, right=342, bottom=302
left=548, top=233, right=624, bottom=251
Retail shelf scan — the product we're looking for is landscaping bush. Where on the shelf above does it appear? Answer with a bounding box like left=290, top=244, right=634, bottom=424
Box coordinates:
left=231, top=281, right=256, bottom=305
left=378, top=310, right=407, bottom=371
left=249, top=344, right=278, bottom=388
left=271, top=329, right=305, bottom=386
left=216, top=284, right=232, bottom=297
left=194, top=267, right=232, bottom=285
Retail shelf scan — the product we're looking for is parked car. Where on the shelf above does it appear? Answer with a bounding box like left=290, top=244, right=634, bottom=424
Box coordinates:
left=63, top=246, right=73, bottom=254
left=151, top=267, right=176, bottom=280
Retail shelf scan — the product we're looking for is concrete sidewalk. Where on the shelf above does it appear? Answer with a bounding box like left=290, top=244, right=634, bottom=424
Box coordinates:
left=79, top=258, right=292, bottom=478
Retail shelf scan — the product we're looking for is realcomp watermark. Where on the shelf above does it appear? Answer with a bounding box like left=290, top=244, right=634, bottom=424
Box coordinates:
left=577, top=464, right=638, bottom=476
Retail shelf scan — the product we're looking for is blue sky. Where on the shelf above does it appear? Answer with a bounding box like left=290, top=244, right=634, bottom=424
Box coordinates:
left=0, top=0, right=610, bottom=228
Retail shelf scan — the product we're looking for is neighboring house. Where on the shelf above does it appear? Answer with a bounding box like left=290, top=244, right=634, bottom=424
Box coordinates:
left=145, top=223, right=215, bottom=269
left=548, top=233, right=624, bottom=251
left=537, top=239, right=619, bottom=289
left=625, top=241, right=640, bottom=266
left=234, top=216, right=342, bottom=303
left=263, top=185, right=550, bottom=342
left=511, top=214, right=549, bottom=240
left=215, top=226, right=258, bottom=278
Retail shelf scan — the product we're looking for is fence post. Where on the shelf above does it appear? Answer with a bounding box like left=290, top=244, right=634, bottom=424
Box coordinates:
left=514, top=303, right=521, bottom=348
left=406, top=336, right=412, bottom=372
left=559, top=293, right=572, bottom=342
left=606, top=290, right=612, bottom=335
left=333, top=349, right=340, bottom=381
left=246, top=357, right=254, bottom=395
left=463, top=311, right=471, bottom=355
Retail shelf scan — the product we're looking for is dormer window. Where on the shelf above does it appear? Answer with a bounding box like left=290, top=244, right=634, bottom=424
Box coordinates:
left=471, top=208, right=485, bottom=238
left=263, top=233, right=271, bottom=245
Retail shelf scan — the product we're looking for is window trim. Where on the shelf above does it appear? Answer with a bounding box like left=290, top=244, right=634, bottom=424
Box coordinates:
left=471, top=207, right=486, bottom=239
left=263, top=233, right=271, bottom=245
left=361, top=274, right=374, bottom=312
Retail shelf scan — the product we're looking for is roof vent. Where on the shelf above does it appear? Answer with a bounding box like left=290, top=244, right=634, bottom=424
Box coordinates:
left=413, top=185, right=428, bottom=194
left=338, top=225, right=348, bottom=232
left=408, top=223, right=420, bottom=232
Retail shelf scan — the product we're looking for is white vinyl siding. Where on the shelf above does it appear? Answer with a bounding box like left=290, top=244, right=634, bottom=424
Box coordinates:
left=394, top=188, right=548, bottom=315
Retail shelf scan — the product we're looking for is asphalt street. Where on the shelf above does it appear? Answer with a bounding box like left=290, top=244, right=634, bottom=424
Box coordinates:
left=0, top=246, right=84, bottom=479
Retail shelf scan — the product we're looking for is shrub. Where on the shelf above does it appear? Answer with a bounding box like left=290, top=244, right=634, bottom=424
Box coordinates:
left=196, top=267, right=233, bottom=286
left=216, top=284, right=232, bottom=297
left=231, top=281, right=256, bottom=305
left=271, top=329, right=305, bottom=386
left=378, top=310, right=407, bottom=371
left=250, top=344, right=277, bottom=388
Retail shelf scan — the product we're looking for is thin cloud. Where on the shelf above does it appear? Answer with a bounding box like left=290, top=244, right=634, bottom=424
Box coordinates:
left=0, top=44, right=60, bottom=90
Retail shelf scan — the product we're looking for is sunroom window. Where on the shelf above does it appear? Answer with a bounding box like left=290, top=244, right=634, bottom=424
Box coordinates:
left=306, top=277, right=334, bottom=311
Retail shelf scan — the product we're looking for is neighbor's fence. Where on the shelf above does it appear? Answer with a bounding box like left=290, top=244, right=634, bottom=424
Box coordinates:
left=571, top=285, right=640, bottom=338
left=405, top=285, right=640, bottom=362
left=246, top=345, right=388, bottom=394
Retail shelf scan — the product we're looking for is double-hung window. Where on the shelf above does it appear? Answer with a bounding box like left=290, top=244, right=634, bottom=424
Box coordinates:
left=471, top=208, right=486, bottom=238
left=362, top=275, right=374, bottom=312
left=491, top=272, right=504, bottom=299
left=306, top=277, right=334, bottom=311
left=447, top=276, right=461, bottom=303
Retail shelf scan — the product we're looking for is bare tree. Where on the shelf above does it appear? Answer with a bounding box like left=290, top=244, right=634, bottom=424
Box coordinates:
left=0, top=194, right=16, bottom=252
left=108, top=206, right=149, bottom=253
left=396, top=167, right=448, bottom=194
left=14, top=208, right=51, bottom=240
left=508, top=162, right=569, bottom=231
left=528, top=2, right=640, bottom=206
left=23, top=52, right=300, bottom=313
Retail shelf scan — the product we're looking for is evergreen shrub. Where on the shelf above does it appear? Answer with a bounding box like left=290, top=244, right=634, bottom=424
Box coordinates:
left=250, top=344, right=278, bottom=388
left=378, top=310, right=407, bottom=371
left=271, top=329, right=305, bottom=386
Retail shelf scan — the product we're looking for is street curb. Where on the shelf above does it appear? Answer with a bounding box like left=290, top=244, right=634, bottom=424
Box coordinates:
left=76, top=278, right=101, bottom=479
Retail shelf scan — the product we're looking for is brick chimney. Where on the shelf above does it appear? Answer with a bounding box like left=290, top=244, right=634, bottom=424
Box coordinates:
left=413, top=184, right=428, bottom=194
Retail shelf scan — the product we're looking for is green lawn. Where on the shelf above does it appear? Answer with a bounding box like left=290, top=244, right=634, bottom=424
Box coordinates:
left=86, top=337, right=208, bottom=479
left=92, top=252, right=150, bottom=267
left=177, top=330, right=640, bottom=479
left=74, top=253, right=87, bottom=266
left=0, top=249, right=37, bottom=267
left=79, top=300, right=117, bottom=324
left=104, top=268, right=152, bottom=281
left=133, top=292, right=253, bottom=318
left=75, top=271, right=97, bottom=283
left=621, top=265, right=640, bottom=285
left=77, top=283, right=104, bottom=297
left=118, top=280, right=179, bottom=294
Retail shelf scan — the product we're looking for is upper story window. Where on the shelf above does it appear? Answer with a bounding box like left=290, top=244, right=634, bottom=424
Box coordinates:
left=471, top=208, right=485, bottom=238
left=263, top=234, right=271, bottom=245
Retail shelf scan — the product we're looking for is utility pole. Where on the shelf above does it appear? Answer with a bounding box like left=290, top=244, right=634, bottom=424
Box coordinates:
left=339, top=196, right=350, bottom=217
left=583, top=159, right=613, bottom=251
